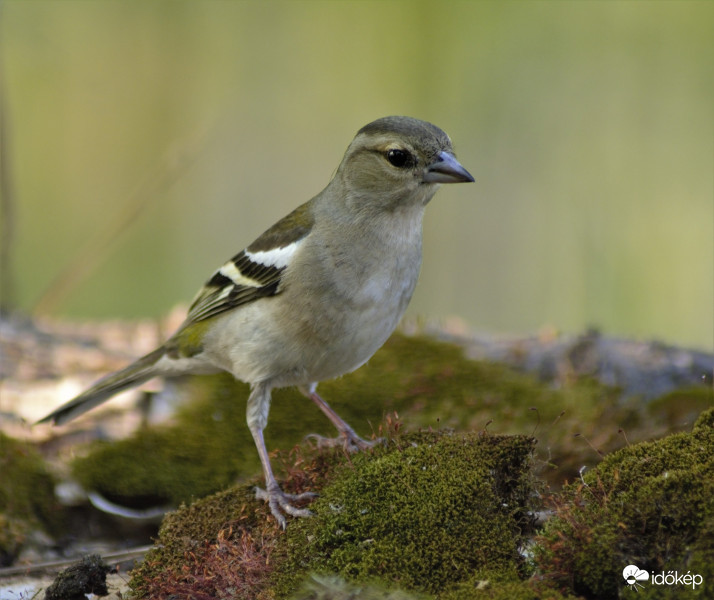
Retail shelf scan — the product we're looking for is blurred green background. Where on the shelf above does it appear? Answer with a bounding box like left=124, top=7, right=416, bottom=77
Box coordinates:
left=2, top=1, right=712, bottom=351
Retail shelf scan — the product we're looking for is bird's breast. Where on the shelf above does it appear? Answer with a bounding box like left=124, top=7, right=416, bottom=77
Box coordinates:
left=206, top=207, right=426, bottom=387
left=293, top=224, right=423, bottom=380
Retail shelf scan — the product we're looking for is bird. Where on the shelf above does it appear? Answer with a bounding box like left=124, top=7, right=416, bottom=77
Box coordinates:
left=38, top=116, right=474, bottom=527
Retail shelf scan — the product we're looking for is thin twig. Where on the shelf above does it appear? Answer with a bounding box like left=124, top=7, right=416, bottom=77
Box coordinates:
left=0, top=545, right=155, bottom=577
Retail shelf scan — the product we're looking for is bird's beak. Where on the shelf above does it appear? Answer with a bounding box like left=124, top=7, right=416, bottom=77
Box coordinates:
left=423, top=151, right=475, bottom=184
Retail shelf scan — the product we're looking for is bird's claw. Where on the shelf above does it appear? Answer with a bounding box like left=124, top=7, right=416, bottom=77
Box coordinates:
left=254, top=485, right=316, bottom=529
left=306, top=432, right=384, bottom=453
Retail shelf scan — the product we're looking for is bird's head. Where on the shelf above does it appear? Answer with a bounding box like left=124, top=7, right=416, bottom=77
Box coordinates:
left=335, top=116, right=474, bottom=213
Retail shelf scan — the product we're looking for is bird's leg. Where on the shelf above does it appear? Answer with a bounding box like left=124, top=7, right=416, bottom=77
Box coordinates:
left=247, top=383, right=315, bottom=528
left=300, top=385, right=383, bottom=452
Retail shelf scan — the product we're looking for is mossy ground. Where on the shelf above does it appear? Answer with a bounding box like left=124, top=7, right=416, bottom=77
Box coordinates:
left=4, top=332, right=710, bottom=597
left=129, top=429, right=542, bottom=599
left=0, top=432, right=64, bottom=565
left=534, top=407, right=714, bottom=599
left=275, top=431, right=537, bottom=597
left=71, top=333, right=681, bottom=506
left=128, top=408, right=714, bottom=600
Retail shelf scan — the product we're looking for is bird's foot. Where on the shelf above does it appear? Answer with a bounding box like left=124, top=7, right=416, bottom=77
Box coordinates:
left=254, top=484, right=316, bottom=529
left=306, top=430, right=384, bottom=453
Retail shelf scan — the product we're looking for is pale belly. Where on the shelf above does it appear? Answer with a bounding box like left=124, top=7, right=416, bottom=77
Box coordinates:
left=202, top=259, right=419, bottom=388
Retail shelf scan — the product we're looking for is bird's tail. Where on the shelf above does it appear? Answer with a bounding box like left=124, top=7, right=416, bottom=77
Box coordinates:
left=37, top=347, right=167, bottom=426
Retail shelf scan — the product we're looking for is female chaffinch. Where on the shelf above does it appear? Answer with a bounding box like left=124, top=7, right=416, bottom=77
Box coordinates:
left=39, top=116, right=474, bottom=527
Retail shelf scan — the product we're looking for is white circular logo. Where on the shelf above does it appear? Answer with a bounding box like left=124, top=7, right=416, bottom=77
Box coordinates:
left=623, top=564, right=649, bottom=586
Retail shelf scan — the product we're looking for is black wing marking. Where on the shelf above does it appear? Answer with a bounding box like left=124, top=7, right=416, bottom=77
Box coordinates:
left=184, top=202, right=314, bottom=324
left=185, top=251, right=285, bottom=323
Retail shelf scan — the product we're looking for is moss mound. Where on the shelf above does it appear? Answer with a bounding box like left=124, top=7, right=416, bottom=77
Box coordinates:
left=129, top=430, right=539, bottom=599
left=275, top=432, right=537, bottom=597
left=129, top=444, right=347, bottom=599
left=0, top=432, right=62, bottom=565
left=534, top=407, right=714, bottom=599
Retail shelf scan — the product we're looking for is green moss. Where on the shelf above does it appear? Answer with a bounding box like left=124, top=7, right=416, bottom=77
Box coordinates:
left=129, top=450, right=352, bottom=598
left=128, top=443, right=355, bottom=599
left=693, top=406, right=714, bottom=431
left=0, top=432, right=63, bottom=563
left=440, top=567, right=575, bottom=600
left=72, top=379, right=261, bottom=506
left=646, top=386, right=713, bottom=435
left=534, top=407, right=714, bottom=599
left=0, top=513, right=28, bottom=566
left=128, top=430, right=539, bottom=599
left=71, top=333, right=631, bottom=505
left=273, top=431, right=537, bottom=598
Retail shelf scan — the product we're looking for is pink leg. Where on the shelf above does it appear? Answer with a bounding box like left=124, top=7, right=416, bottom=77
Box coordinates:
left=300, top=386, right=382, bottom=452
left=248, top=383, right=315, bottom=528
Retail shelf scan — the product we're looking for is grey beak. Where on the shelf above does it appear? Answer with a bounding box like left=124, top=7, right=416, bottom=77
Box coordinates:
left=423, top=151, right=474, bottom=184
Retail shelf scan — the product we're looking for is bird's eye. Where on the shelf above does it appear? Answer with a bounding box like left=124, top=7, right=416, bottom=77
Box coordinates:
left=386, top=148, right=414, bottom=169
